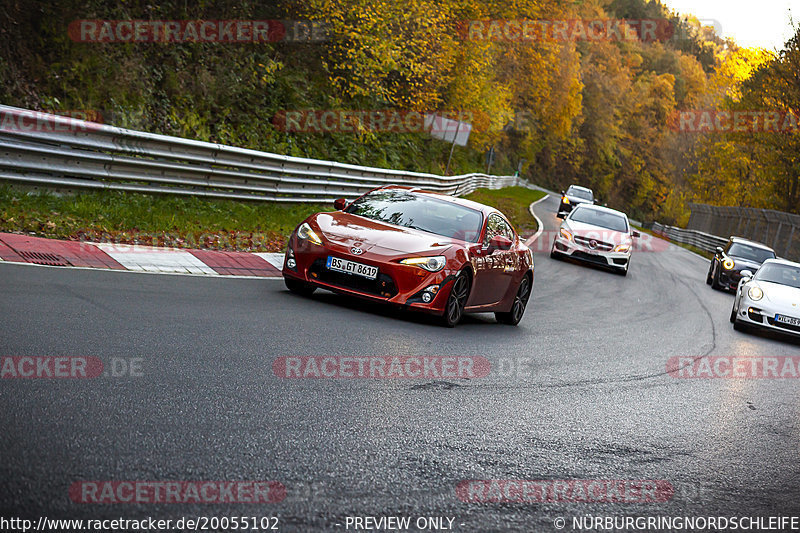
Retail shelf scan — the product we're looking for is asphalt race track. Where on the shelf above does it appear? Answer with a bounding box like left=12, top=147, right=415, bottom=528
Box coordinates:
left=2, top=193, right=800, bottom=531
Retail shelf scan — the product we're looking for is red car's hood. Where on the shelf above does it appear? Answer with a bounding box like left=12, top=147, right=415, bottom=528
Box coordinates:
left=310, top=212, right=457, bottom=254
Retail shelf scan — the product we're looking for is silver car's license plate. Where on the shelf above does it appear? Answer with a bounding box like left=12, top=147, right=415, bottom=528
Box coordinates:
left=775, top=314, right=800, bottom=327
left=326, top=256, right=378, bottom=280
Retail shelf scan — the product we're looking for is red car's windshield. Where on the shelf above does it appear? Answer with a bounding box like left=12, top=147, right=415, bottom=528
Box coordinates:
left=345, top=190, right=483, bottom=242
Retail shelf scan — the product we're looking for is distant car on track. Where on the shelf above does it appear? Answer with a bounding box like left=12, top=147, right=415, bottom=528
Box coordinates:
left=708, top=237, right=776, bottom=292
left=282, top=185, right=534, bottom=327
left=557, top=185, right=595, bottom=217
left=550, top=203, right=639, bottom=276
left=730, top=258, right=800, bottom=338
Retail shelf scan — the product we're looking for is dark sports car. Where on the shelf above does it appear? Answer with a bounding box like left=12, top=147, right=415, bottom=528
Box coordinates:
left=708, top=236, right=776, bottom=292
left=282, top=185, right=534, bottom=327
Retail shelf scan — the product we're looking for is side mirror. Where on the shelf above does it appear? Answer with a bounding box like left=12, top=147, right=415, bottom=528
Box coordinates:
left=740, top=270, right=753, bottom=280
left=561, top=190, right=565, bottom=195
left=593, top=199, right=599, bottom=205
left=632, top=230, right=641, bottom=238
left=333, top=198, right=347, bottom=210
left=488, top=235, right=512, bottom=252
left=556, top=212, right=566, bottom=219
left=715, top=246, right=724, bottom=255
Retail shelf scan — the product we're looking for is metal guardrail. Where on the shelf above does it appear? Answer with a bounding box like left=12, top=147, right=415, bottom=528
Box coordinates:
left=651, top=222, right=727, bottom=254
left=0, top=105, right=523, bottom=202
left=687, top=203, right=800, bottom=260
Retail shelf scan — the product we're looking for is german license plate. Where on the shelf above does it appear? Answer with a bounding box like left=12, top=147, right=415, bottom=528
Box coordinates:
left=326, top=256, right=378, bottom=279
left=775, top=314, right=800, bottom=327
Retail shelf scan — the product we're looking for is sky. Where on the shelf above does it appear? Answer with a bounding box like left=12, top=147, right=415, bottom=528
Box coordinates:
left=663, top=0, right=798, bottom=50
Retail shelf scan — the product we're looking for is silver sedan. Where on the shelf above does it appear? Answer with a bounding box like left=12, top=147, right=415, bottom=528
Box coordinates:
left=731, top=258, right=800, bottom=338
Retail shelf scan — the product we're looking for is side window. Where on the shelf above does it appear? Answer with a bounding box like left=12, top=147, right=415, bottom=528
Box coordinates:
left=484, top=214, right=514, bottom=245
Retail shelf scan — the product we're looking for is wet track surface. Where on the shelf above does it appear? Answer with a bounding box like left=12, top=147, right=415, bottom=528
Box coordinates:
left=2, top=194, right=800, bottom=531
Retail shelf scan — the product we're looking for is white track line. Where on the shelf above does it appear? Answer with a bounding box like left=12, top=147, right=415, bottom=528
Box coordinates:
left=525, top=194, right=549, bottom=246
left=253, top=252, right=285, bottom=270
left=0, top=260, right=284, bottom=279
left=93, top=243, right=217, bottom=275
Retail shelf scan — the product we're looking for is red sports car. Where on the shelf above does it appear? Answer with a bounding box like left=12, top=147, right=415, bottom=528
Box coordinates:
left=282, top=185, right=534, bottom=326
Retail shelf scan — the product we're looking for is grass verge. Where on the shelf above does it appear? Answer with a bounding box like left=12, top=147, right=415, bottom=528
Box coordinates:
left=0, top=185, right=545, bottom=251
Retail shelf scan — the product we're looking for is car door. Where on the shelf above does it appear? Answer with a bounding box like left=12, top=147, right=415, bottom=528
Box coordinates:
left=468, top=214, right=516, bottom=307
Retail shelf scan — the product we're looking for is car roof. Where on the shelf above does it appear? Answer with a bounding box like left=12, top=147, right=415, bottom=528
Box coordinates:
left=760, top=258, right=800, bottom=268
left=729, top=236, right=775, bottom=252
left=376, top=184, right=497, bottom=216
left=566, top=185, right=593, bottom=193
left=571, top=203, right=628, bottom=219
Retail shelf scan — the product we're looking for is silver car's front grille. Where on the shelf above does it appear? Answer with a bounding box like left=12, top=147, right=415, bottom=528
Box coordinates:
left=574, top=235, right=614, bottom=251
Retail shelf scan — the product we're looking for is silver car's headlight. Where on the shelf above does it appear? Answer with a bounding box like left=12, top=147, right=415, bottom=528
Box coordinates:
left=748, top=286, right=763, bottom=301
left=401, top=256, right=446, bottom=272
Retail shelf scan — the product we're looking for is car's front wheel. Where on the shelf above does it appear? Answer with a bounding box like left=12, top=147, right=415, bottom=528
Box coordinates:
left=284, top=277, right=316, bottom=296
left=550, top=240, right=561, bottom=260
left=706, top=261, right=714, bottom=285
left=441, top=273, right=470, bottom=327
left=710, top=263, right=724, bottom=290
left=730, top=299, right=738, bottom=323
left=496, top=275, right=531, bottom=325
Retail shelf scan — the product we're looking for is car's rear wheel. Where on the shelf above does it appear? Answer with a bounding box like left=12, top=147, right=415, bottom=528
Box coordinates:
left=441, top=273, right=470, bottom=327
left=496, top=275, right=531, bottom=325
left=284, top=277, right=316, bottom=296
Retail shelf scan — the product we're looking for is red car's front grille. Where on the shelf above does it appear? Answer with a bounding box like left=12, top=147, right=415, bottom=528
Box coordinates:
left=308, top=258, right=398, bottom=299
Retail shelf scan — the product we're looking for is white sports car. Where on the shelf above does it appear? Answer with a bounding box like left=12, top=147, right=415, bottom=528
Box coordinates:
left=731, top=258, right=800, bottom=337
left=551, top=204, right=639, bottom=276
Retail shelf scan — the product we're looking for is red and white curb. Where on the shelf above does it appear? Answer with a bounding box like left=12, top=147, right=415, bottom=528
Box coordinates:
left=1, top=200, right=548, bottom=278
left=0, top=233, right=285, bottom=278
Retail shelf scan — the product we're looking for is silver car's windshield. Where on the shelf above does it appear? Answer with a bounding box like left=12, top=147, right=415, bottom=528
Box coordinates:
left=755, top=263, right=800, bottom=289
left=567, top=187, right=593, bottom=201
left=569, top=207, right=628, bottom=233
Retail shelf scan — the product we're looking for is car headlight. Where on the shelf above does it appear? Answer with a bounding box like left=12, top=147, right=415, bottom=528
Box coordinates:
left=401, top=256, right=446, bottom=272
left=297, top=222, right=322, bottom=246
left=723, top=258, right=735, bottom=270
left=562, top=196, right=570, bottom=205
left=559, top=228, right=573, bottom=241
left=613, top=242, right=631, bottom=253
left=748, top=286, right=763, bottom=301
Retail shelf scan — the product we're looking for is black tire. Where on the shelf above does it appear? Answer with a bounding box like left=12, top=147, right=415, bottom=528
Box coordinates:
left=440, top=272, right=470, bottom=327
left=496, top=275, right=532, bottom=325
left=284, top=277, right=316, bottom=296
left=706, top=261, right=714, bottom=285
left=550, top=240, right=560, bottom=260
left=729, top=303, right=737, bottom=323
